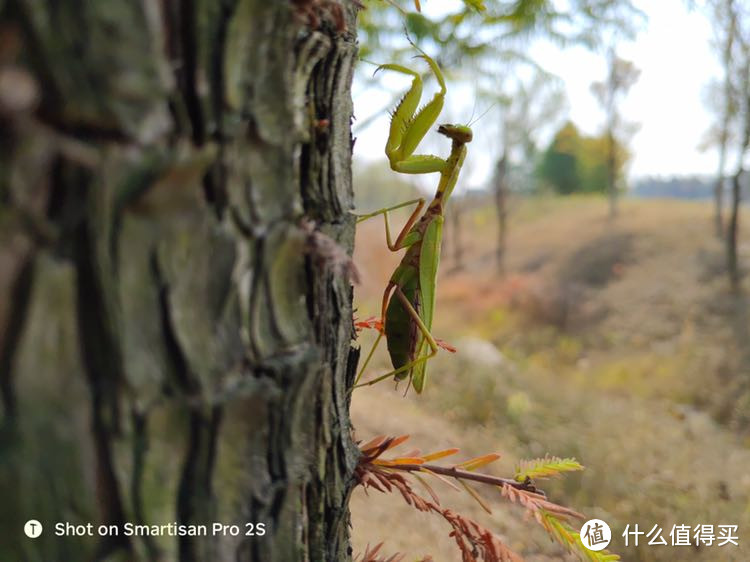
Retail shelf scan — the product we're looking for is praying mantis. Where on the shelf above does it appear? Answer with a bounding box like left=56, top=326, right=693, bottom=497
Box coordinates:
left=354, top=46, right=473, bottom=394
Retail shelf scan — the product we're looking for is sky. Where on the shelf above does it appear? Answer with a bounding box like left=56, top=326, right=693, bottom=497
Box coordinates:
left=352, top=0, right=722, bottom=189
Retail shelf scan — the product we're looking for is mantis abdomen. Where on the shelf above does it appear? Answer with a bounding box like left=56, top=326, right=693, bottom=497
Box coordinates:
left=385, top=271, right=421, bottom=379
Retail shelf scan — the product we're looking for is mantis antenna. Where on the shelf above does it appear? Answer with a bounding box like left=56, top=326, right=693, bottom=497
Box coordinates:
left=383, top=0, right=409, bottom=16
left=468, top=101, right=497, bottom=128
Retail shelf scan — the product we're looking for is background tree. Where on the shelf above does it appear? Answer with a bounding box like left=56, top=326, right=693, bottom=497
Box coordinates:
left=537, top=121, right=631, bottom=196
left=698, top=0, right=750, bottom=289
left=726, top=3, right=750, bottom=291
left=0, top=2, right=359, bottom=560
left=486, top=71, right=566, bottom=272
left=590, top=47, right=640, bottom=218
left=537, top=122, right=584, bottom=195
left=493, top=149, right=510, bottom=273
left=703, top=0, right=738, bottom=237
left=355, top=0, right=642, bottom=133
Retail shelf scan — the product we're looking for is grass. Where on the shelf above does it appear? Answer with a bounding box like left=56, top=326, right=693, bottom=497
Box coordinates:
left=350, top=194, right=750, bottom=561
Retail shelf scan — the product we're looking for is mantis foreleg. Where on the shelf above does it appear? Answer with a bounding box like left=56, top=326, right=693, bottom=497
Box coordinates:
left=378, top=51, right=449, bottom=175
left=354, top=198, right=425, bottom=251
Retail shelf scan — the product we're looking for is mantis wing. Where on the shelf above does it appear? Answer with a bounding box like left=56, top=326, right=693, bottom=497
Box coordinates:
left=412, top=215, right=443, bottom=393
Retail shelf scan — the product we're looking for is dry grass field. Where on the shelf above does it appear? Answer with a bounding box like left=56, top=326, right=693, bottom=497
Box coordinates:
left=349, top=195, right=750, bottom=561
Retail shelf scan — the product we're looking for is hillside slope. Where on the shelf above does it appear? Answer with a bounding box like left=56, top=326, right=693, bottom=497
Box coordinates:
left=350, top=196, right=750, bottom=561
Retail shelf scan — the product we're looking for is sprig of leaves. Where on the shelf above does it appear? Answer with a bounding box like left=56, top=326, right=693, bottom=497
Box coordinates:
left=515, top=455, right=584, bottom=481
left=356, top=435, right=616, bottom=561
left=542, top=512, right=621, bottom=562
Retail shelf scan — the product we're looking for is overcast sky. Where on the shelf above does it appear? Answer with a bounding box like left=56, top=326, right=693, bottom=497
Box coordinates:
left=352, top=0, right=721, bottom=189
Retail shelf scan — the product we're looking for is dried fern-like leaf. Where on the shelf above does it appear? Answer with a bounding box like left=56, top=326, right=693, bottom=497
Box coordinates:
left=355, top=542, right=407, bottom=562
left=360, top=435, right=387, bottom=453
left=413, top=472, right=442, bottom=505
left=356, top=542, right=383, bottom=562
left=459, top=479, right=493, bottom=514
left=419, top=466, right=463, bottom=491
left=499, top=484, right=583, bottom=522
left=357, top=462, right=523, bottom=562
left=421, top=448, right=460, bottom=462
left=374, top=456, right=426, bottom=466
left=455, top=453, right=502, bottom=471
left=355, top=435, right=616, bottom=562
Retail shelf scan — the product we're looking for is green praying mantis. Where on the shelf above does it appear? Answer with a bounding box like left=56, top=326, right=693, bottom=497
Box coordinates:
left=354, top=46, right=473, bottom=394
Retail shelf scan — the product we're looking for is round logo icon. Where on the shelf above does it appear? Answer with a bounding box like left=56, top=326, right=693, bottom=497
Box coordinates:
left=24, top=519, right=43, bottom=538
left=580, top=518, right=611, bottom=551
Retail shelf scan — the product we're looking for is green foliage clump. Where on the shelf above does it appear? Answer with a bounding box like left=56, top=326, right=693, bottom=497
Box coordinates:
left=536, top=121, right=630, bottom=195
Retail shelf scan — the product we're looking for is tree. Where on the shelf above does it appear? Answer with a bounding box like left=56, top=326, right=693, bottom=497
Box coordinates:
left=0, top=2, right=359, bottom=560
left=493, top=151, right=510, bottom=273
left=355, top=0, right=643, bottom=135
left=487, top=71, right=566, bottom=272
left=537, top=121, right=630, bottom=196
left=726, top=3, right=750, bottom=291
left=702, top=0, right=750, bottom=289
left=704, top=0, right=738, bottom=237
left=538, top=122, right=584, bottom=194
left=590, top=47, right=640, bottom=218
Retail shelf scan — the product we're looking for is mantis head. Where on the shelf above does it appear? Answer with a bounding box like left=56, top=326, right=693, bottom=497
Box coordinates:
left=437, top=124, right=473, bottom=144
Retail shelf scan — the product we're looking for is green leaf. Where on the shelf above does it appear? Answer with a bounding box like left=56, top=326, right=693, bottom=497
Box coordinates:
left=462, top=0, right=486, bottom=12
left=515, top=456, right=584, bottom=481
left=541, top=511, right=621, bottom=562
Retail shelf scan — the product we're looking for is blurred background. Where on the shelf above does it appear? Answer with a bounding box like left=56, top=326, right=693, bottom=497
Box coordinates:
left=349, top=0, right=750, bottom=560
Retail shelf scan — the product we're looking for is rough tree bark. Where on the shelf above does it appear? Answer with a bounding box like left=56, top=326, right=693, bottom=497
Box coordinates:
left=0, top=1, right=360, bottom=561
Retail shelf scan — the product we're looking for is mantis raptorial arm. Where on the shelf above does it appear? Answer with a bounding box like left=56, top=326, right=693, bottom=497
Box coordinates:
left=378, top=49, right=448, bottom=175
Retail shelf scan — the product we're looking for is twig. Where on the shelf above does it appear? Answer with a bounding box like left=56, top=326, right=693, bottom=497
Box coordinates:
left=391, top=462, right=538, bottom=492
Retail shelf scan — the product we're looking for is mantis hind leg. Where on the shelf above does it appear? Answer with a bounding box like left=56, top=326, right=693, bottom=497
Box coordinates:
left=352, top=287, right=439, bottom=393
left=353, top=330, right=384, bottom=387
left=353, top=282, right=397, bottom=387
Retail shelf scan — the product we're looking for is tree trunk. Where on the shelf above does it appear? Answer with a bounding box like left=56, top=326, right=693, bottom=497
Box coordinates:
left=716, top=0, right=736, bottom=238
left=494, top=150, right=508, bottom=274
left=728, top=170, right=742, bottom=292
left=715, top=174, right=725, bottom=238
left=450, top=198, right=464, bottom=273
left=607, top=128, right=618, bottom=219
left=728, top=58, right=750, bottom=293
left=0, top=2, right=360, bottom=561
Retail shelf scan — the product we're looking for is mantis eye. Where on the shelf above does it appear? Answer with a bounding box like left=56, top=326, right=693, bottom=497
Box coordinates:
left=438, top=124, right=473, bottom=143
